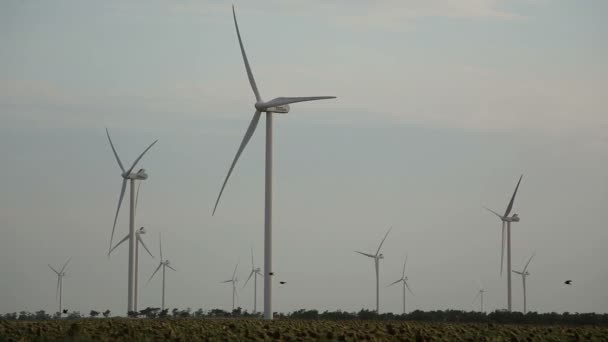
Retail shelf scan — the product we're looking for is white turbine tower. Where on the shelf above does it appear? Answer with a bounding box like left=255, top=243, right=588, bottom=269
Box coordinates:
left=355, top=227, right=392, bottom=313
left=222, top=263, right=239, bottom=312
left=212, top=5, right=336, bottom=320
left=106, top=129, right=157, bottom=313
left=388, top=255, right=414, bottom=314
left=484, top=174, right=523, bottom=312
left=472, top=286, right=486, bottom=313
left=109, top=225, right=154, bottom=312
left=513, top=253, right=534, bottom=314
left=147, top=233, right=176, bottom=311
left=243, top=248, right=262, bottom=314
left=48, top=259, right=70, bottom=316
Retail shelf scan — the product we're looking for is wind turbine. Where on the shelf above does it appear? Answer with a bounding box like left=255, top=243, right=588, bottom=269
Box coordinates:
left=472, top=286, right=486, bottom=313
left=387, top=255, right=414, bottom=314
left=222, top=263, right=239, bottom=312
left=484, top=174, right=523, bottom=311
left=147, top=233, right=176, bottom=311
left=106, top=128, right=157, bottom=313
left=211, top=5, right=336, bottom=320
left=48, top=258, right=70, bottom=315
left=243, top=248, right=263, bottom=313
left=109, top=225, right=154, bottom=312
left=513, top=253, right=534, bottom=313
left=355, top=227, right=392, bottom=313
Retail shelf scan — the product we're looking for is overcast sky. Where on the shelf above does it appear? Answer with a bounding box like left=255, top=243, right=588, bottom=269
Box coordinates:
left=1, top=0, right=607, bottom=316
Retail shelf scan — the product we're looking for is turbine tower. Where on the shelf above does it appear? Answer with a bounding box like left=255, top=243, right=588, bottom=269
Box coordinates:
left=212, top=5, right=336, bottom=320
left=387, top=255, right=414, bottom=314
left=109, top=225, right=154, bottom=312
left=222, top=263, right=239, bottom=312
left=147, top=233, right=176, bottom=311
left=513, top=253, right=534, bottom=313
left=243, top=248, right=263, bottom=313
left=48, top=259, right=70, bottom=316
left=106, top=128, right=157, bottom=313
left=484, top=174, right=523, bottom=311
left=355, top=227, right=392, bottom=313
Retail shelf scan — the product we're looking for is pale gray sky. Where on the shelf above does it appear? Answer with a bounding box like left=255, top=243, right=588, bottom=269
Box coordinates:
left=1, top=0, right=607, bottom=315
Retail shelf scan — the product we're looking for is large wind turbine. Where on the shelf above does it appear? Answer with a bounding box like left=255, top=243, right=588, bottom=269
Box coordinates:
left=147, top=233, right=176, bottom=311
left=48, top=259, right=70, bottom=315
left=222, top=263, right=239, bottom=312
left=356, top=227, right=392, bottom=313
left=387, top=255, right=414, bottom=314
left=110, top=226, right=154, bottom=312
left=484, top=174, right=523, bottom=312
left=211, top=5, right=336, bottom=320
left=106, top=128, right=157, bottom=313
left=243, top=248, right=262, bottom=313
left=472, top=287, right=486, bottom=312
left=513, top=253, right=534, bottom=313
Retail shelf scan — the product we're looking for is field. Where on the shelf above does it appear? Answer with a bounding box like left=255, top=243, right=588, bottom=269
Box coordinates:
left=2, top=319, right=608, bottom=341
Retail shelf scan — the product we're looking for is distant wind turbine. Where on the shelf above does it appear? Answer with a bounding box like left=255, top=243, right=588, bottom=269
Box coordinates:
left=110, top=225, right=154, bottom=312
left=388, top=255, right=414, bottom=314
left=513, top=253, right=535, bottom=313
left=48, top=258, right=70, bottom=315
left=356, top=227, right=392, bottom=313
left=211, top=6, right=336, bottom=320
left=243, top=248, right=263, bottom=313
left=147, top=233, right=176, bottom=311
left=106, top=128, right=158, bottom=313
left=484, top=174, right=523, bottom=311
left=472, top=285, right=486, bottom=313
left=222, top=262, right=239, bottom=312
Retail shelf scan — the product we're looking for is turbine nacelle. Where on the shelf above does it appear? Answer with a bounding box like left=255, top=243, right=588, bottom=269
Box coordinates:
left=377, top=253, right=384, bottom=260
left=124, top=168, right=148, bottom=180
left=255, top=102, right=290, bottom=113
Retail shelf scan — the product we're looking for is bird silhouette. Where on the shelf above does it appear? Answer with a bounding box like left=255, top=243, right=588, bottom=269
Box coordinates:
left=564, top=280, right=572, bottom=285
left=62, top=309, right=68, bottom=314
left=279, top=281, right=286, bottom=285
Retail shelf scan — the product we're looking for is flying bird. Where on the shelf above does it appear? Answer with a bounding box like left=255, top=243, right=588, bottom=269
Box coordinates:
left=62, top=309, right=68, bottom=314
left=564, top=280, right=572, bottom=285
left=279, top=281, right=286, bottom=285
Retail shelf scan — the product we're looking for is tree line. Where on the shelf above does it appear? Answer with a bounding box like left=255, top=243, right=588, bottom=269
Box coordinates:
left=2, top=308, right=607, bottom=325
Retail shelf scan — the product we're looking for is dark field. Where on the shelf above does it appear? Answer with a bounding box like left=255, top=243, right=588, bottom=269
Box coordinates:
left=2, top=318, right=608, bottom=341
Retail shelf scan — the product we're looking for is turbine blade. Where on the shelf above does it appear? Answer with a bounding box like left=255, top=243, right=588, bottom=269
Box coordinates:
left=523, top=252, right=535, bottom=273
left=60, top=258, right=71, bottom=274
left=512, top=270, right=523, bottom=275
left=232, top=5, right=261, bottom=102
left=212, top=110, right=262, bottom=215
left=134, top=182, right=141, bottom=217
left=483, top=206, right=503, bottom=219
left=251, top=247, right=254, bottom=269
left=138, top=234, right=154, bottom=258
left=355, top=251, right=375, bottom=258
left=126, top=139, right=158, bottom=176
left=109, top=234, right=130, bottom=255
left=232, top=263, right=238, bottom=280
left=504, top=174, right=523, bottom=217
left=388, top=279, right=401, bottom=287
left=405, top=281, right=415, bottom=295
left=106, top=128, right=125, bottom=173
left=262, top=96, right=336, bottom=109
left=402, top=255, right=408, bottom=278
left=109, top=178, right=128, bottom=255
left=376, top=227, right=392, bottom=256
left=146, top=263, right=162, bottom=285
left=159, top=233, right=163, bottom=262
left=243, top=270, right=255, bottom=288
left=167, top=264, right=177, bottom=272
left=472, top=291, right=481, bottom=305
left=48, top=264, right=59, bottom=275
left=500, top=221, right=505, bottom=276
left=221, top=279, right=233, bottom=283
